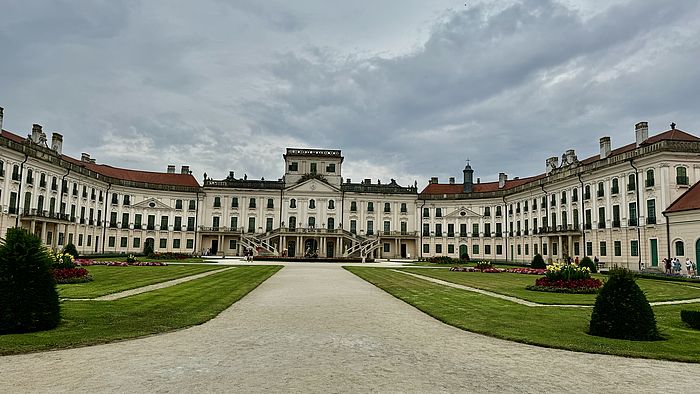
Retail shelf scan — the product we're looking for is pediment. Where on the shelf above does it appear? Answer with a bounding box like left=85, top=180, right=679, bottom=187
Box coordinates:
left=285, top=179, right=340, bottom=193
left=445, top=207, right=481, bottom=218
left=132, top=198, right=172, bottom=210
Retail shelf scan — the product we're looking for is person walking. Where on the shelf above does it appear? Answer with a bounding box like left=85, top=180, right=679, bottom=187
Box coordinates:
left=664, top=257, right=672, bottom=274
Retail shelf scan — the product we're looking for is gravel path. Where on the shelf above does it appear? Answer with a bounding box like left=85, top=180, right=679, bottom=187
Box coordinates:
left=2, top=263, right=699, bottom=393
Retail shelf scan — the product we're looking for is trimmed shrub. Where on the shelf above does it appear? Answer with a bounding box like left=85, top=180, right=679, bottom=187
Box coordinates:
left=62, top=243, right=79, bottom=259
left=0, top=228, right=60, bottom=334
left=681, top=310, right=700, bottom=329
left=589, top=268, right=660, bottom=340
left=531, top=253, right=546, bottom=269
left=427, top=256, right=460, bottom=264
left=579, top=256, right=597, bottom=273
left=460, top=252, right=470, bottom=261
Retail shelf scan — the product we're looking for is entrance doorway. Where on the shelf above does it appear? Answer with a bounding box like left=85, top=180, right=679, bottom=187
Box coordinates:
left=287, top=240, right=296, bottom=257
left=211, top=239, right=219, bottom=255
left=145, top=237, right=154, bottom=254
left=459, top=244, right=468, bottom=259
left=326, top=241, right=334, bottom=258
left=304, top=239, right=318, bottom=257
left=401, top=243, right=407, bottom=258
left=650, top=239, right=658, bottom=266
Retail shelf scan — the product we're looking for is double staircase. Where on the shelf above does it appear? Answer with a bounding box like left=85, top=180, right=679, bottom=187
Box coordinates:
left=240, top=233, right=279, bottom=256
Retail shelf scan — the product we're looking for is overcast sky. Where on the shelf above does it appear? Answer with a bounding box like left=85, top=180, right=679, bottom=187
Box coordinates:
left=1, top=0, right=699, bottom=188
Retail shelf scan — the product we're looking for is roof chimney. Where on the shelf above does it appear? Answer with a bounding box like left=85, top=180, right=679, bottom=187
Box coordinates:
left=167, top=165, right=176, bottom=174
left=430, top=177, right=438, bottom=184
left=51, top=132, right=63, bottom=154
left=599, top=136, right=611, bottom=159
left=31, top=124, right=43, bottom=144
left=635, top=122, right=648, bottom=147
left=449, top=177, right=455, bottom=184
left=0, top=107, right=3, bottom=131
left=181, top=165, right=190, bottom=175
left=477, top=177, right=480, bottom=184
left=498, top=173, right=507, bottom=189
left=81, top=153, right=91, bottom=162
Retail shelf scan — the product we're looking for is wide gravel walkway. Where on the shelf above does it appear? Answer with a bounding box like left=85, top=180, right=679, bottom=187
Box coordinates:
left=2, top=263, right=699, bottom=393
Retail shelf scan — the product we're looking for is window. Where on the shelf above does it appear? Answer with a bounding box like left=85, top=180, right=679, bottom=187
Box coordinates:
left=328, top=200, right=335, bottom=209
left=174, top=216, right=182, bottom=231
left=631, top=240, right=639, bottom=256
left=611, top=178, right=619, bottom=194
left=383, top=221, right=390, bottom=232
left=423, top=207, right=429, bottom=217
left=161, top=216, right=169, bottom=230
left=472, top=244, right=479, bottom=255
left=231, top=197, right=239, bottom=208
left=448, top=223, right=455, bottom=237
left=212, top=216, right=220, bottom=230
left=517, top=244, right=521, bottom=255
left=435, top=223, right=442, bottom=237
left=266, top=217, right=273, bottom=232
left=484, top=207, right=491, bottom=216
left=628, top=173, right=636, bottom=191
left=496, top=206, right=502, bottom=216
left=310, top=162, right=317, bottom=174
left=267, top=198, right=274, bottom=209
left=645, top=169, right=655, bottom=187
left=647, top=199, right=656, bottom=224
left=572, top=188, right=578, bottom=201
left=628, top=202, right=638, bottom=226
left=472, top=223, right=479, bottom=236
left=26, top=169, right=33, bottom=184
left=574, top=242, right=579, bottom=256
left=186, top=239, right=194, bottom=249
left=176, top=199, right=183, bottom=209
left=326, top=163, right=336, bottom=173
left=249, top=198, right=256, bottom=208
left=122, top=213, right=129, bottom=229
left=584, top=185, right=591, bottom=200
left=11, top=165, right=20, bottom=181
left=600, top=241, right=607, bottom=256
left=289, top=216, right=297, bottom=230
left=309, top=199, right=316, bottom=209
left=110, top=212, right=118, bottom=228
left=614, top=241, right=621, bottom=256
left=496, top=244, right=503, bottom=255
left=525, top=244, right=529, bottom=255
left=585, top=209, right=592, bottom=230
left=248, top=217, right=256, bottom=232
left=400, top=203, right=407, bottom=213
left=135, top=214, right=143, bottom=228
left=366, top=220, right=374, bottom=236
left=436, top=208, right=442, bottom=217
left=401, top=221, right=407, bottom=235
left=173, top=239, right=181, bottom=249
left=120, top=237, right=128, bottom=248
left=123, top=195, right=130, bottom=205
left=230, top=216, right=238, bottom=229
left=350, top=201, right=357, bottom=212
left=677, top=167, right=689, bottom=185
left=229, top=239, right=237, bottom=250
left=290, top=199, right=296, bottom=208
left=189, top=200, right=196, bottom=210
left=350, top=220, right=357, bottom=234
left=675, top=240, right=685, bottom=256
left=159, top=238, right=167, bottom=248
left=288, top=162, right=298, bottom=171
left=328, top=218, right=335, bottom=230
left=448, top=244, right=455, bottom=254
left=213, top=197, right=221, bottom=208
left=422, top=223, right=430, bottom=236
left=586, top=242, right=593, bottom=256
left=436, top=244, right=443, bottom=254
left=550, top=194, right=556, bottom=207
left=187, top=217, right=195, bottom=231
left=383, top=243, right=390, bottom=253
left=111, top=193, right=118, bottom=204
left=78, top=234, right=83, bottom=247
left=598, top=207, right=605, bottom=228
left=108, top=236, right=115, bottom=247
left=597, top=182, right=604, bottom=198
left=423, top=244, right=429, bottom=254
left=612, top=205, right=620, bottom=228
left=367, top=202, right=374, bottom=212
left=384, top=202, right=391, bottom=213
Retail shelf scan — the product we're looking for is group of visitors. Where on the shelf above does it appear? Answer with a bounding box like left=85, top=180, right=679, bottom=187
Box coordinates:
left=664, top=257, right=696, bottom=276
left=244, top=248, right=254, bottom=261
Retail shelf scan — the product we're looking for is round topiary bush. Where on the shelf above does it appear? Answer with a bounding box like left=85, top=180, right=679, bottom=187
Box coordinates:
left=531, top=253, right=546, bottom=269
left=0, top=227, right=60, bottom=334
left=62, top=243, right=79, bottom=260
left=589, top=267, right=660, bottom=340
left=579, top=256, right=597, bottom=273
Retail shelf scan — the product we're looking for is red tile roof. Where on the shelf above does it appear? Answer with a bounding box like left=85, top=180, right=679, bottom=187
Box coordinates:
left=2, top=129, right=200, bottom=188
left=665, top=180, right=700, bottom=214
left=420, top=128, right=700, bottom=196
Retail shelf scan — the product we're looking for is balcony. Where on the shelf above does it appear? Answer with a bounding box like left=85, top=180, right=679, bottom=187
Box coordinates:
left=484, top=232, right=491, bottom=238
left=447, top=232, right=455, bottom=237
left=459, top=232, right=468, bottom=237
left=598, top=222, right=606, bottom=229
left=435, top=231, right=443, bottom=237
left=647, top=216, right=657, bottom=225
left=677, top=176, right=689, bottom=186
left=628, top=218, right=638, bottom=226
left=495, top=232, right=503, bottom=237
left=147, top=225, right=156, bottom=230
left=19, top=209, right=71, bottom=222
left=612, top=220, right=621, bottom=228
left=422, top=231, right=430, bottom=237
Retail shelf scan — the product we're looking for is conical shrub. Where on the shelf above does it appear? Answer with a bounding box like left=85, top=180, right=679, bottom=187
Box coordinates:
left=0, top=227, right=60, bottom=334
left=579, top=256, right=597, bottom=273
left=531, top=253, right=546, bottom=269
left=589, top=267, right=659, bottom=340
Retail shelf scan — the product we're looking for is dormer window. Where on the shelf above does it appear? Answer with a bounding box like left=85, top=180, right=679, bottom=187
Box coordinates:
left=326, top=163, right=336, bottom=173
left=310, top=162, right=317, bottom=174
left=290, top=199, right=297, bottom=208
left=288, top=162, right=298, bottom=172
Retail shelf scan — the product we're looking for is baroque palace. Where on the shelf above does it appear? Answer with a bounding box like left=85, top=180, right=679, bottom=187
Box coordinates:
left=2, top=106, right=700, bottom=269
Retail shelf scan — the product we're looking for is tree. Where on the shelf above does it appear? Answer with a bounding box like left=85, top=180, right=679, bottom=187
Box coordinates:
left=579, top=256, right=597, bottom=273
left=0, top=228, right=60, bottom=333
left=62, top=243, right=79, bottom=260
left=589, top=268, right=660, bottom=340
left=531, top=253, right=546, bottom=269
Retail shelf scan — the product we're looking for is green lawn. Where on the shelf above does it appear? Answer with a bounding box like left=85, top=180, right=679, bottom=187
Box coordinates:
left=347, top=267, right=700, bottom=363
left=398, top=268, right=700, bottom=305
left=92, top=256, right=205, bottom=264
left=58, top=265, right=223, bottom=298
left=0, top=265, right=281, bottom=355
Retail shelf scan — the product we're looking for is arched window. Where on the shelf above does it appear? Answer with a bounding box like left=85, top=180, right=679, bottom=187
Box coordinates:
left=384, top=202, right=391, bottom=213
left=677, top=167, right=689, bottom=185
left=435, top=208, right=442, bottom=217
left=288, top=216, right=296, bottom=229
left=367, top=202, right=374, bottom=212
left=611, top=178, right=619, bottom=194
left=584, top=185, right=591, bottom=199
left=597, top=182, right=604, bottom=197
left=26, top=169, right=33, bottom=184
left=628, top=173, right=636, bottom=190
left=37, top=195, right=44, bottom=211
left=423, top=207, right=429, bottom=217
left=290, top=198, right=296, bottom=208
left=675, top=240, right=685, bottom=256
left=249, top=197, right=256, bottom=208
left=308, top=217, right=316, bottom=228
left=327, top=217, right=334, bottom=230
left=350, top=201, right=357, bottom=211
left=309, top=199, right=316, bottom=209
left=646, top=169, right=655, bottom=187
left=213, top=196, right=221, bottom=208
left=328, top=200, right=335, bottom=209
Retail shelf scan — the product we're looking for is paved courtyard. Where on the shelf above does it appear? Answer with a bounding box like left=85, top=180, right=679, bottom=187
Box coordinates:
left=2, top=262, right=700, bottom=393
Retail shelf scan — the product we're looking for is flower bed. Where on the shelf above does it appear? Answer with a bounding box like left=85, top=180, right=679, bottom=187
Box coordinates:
left=52, top=267, right=93, bottom=284
left=526, top=263, right=603, bottom=293
left=74, top=259, right=167, bottom=267
left=449, top=266, right=546, bottom=275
